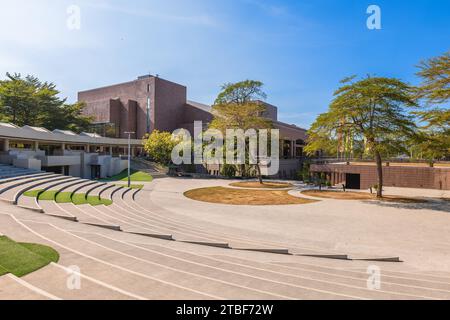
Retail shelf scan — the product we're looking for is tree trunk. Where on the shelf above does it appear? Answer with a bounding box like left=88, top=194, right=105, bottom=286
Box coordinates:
left=375, top=150, right=383, bottom=198
left=256, top=164, right=263, bottom=184
left=240, top=164, right=246, bottom=178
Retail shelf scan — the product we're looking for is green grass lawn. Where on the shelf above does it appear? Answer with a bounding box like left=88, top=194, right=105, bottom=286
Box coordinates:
left=23, top=190, right=43, bottom=198
left=37, top=191, right=59, bottom=201
left=25, top=190, right=112, bottom=206
left=0, top=236, right=59, bottom=277
left=72, top=193, right=113, bottom=206
left=0, top=264, right=8, bottom=276
left=114, top=184, right=144, bottom=189
left=101, top=169, right=153, bottom=182
left=55, top=192, right=73, bottom=203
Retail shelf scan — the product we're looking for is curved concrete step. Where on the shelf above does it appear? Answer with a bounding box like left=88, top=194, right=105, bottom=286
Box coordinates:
left=0, top=216, right=213, bottom=300
left=36, top=180, right=107, bottom=221
left=61, top=180, right=97, bottom=195
left=55, top=203, right=121, bottom=231
left=124, top=239, right=450, bottom=300
left=21, top=262, right=140, bottom=300
left=0, top=171, right=42, bottom=181
left=86, top=205, right=173, bottom=240
left=40, top=179, right=88, bottom=200
left=102, top=186, right=123, bottom=201
left=73, top=182, right=107, bottom=199
left=18, top=220, right=264, bottom=300
left=270, top=262, right=450, bottom=292
left=85, top=183, right=109, bottom=199
left=39, top=201, right=77, bottom=221
left=91, top=184, right=114, bottom=199
left=118, top=193, right=295, bottom=254
left=0, top=173, right=54, bottom=193
left=0, top=175, right=66, bottom=204
left=104, top=201, right=231, bottom=248
left=127, top=191, right=364, bottom=260
left=69, top=231, right=435, bottom=300
left=29, top=222, right=347, bottom=300
left=2, top=214, right=445, bottom=300
left=17, top=177, right=79, bottom=212
left=0, top=273, right=59, bottom=300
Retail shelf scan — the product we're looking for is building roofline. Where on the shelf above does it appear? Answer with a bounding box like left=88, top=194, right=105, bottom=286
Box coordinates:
left=0, top=124, right=142, bottom=146
left=78, top=75, right=187, bottom=95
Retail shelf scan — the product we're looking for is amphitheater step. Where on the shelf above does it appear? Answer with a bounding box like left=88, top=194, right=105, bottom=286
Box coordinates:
left=91, top=184, right=114, bottom=198
left=0, top=273, right=59, bottom=300
left=72, top=231, right=434, bottom=300
left=0, top=175, right=66, bottom=203
left=126, top=240, right=448, bottom=300
left=20, top=221, right=286, bottom=300
left=120, top=194, right=352, bottom=259
left=1, top=216, right=213, bottom=300
left=0, top=174, right=55, bottom=195
left=101, top=203, right=233, bottom=247
left=0, top=172, right=50, bottom=184
left=38, top=201, right=78, bottom=221
left=203, top=255, right=450, bottom=300
left=349, top=256, right=402, bottom=262
left=16, top=177, right=80, bottom=212
left=57, top=203, right=121, bottom=231
left=21, top=262, right=141, bottom=300
left=270, top=262, right=450, bottom=292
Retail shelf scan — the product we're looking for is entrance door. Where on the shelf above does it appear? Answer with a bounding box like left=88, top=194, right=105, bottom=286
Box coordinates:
left=91, top=165, right=101, bottom=179
left=346, top=173, right=361, bottom=189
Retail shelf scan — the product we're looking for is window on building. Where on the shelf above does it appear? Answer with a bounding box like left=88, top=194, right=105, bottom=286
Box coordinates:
left=87, top=122, right=119, bottom=138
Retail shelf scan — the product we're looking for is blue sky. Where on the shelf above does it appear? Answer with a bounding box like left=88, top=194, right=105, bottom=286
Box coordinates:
left=0, top=0, right=449, bottom=128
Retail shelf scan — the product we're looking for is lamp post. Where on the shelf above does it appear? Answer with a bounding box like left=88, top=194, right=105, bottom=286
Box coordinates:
left=124, top=132, right=135, bottom=188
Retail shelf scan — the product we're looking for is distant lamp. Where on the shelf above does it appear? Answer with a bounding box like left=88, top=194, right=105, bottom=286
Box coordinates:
left=124, top=131, right=135, bottom=188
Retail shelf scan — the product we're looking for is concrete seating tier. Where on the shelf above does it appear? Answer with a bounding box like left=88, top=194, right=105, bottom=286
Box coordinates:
left=0, top=175, right=68, bottom=204
left=2, top=166, right=448, bottom=299
left=4, top=168, right=395, bottom=260
left=16, top=177, right=79, bottom=212
left=1, top=213, right=449, bottom=300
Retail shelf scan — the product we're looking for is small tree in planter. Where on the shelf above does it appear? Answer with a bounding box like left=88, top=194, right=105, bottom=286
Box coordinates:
left=221, top=164, right=237, bottom=178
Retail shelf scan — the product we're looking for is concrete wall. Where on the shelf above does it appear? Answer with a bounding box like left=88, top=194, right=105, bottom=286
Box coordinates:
left=310, top=163, right=450, bottom=190
left=13, top=158, right=41, bottom=171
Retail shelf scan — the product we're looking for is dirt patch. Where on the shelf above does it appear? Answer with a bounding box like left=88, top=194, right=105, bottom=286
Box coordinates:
left=301, top=190, right=427, bottom=203
left=185, top=187, right=317, bottom=206
left=229, top=182, right=293, bottom=189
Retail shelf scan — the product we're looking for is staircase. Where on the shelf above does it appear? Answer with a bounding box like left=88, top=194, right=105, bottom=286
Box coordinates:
left=130, top=158, right=167, bottom=179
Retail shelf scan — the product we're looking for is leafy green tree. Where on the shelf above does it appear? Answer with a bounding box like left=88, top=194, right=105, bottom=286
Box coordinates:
left=210, top=80, right=273, bottom=183
left=214, top=80, right=267, bottom=105
left=307, top=76, right=418, bottom=198
left=0, top=73, right=92, bottom=132
left=415, top=52, right=450, bottom=160
left=417, top=51, right=450, bottom=104
left=143, top=130, right=178, bottom=165
left=41, top=102, right=93, bottom=132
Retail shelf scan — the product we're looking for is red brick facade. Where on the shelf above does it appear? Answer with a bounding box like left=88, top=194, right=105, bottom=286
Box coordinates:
left=311, top=163, right=450, bottom=190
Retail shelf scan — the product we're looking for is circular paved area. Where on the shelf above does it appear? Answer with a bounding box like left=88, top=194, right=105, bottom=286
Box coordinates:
left=137, top=178, right=450, bottom=272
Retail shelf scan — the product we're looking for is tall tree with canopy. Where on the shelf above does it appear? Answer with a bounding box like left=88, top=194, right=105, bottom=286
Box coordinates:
left=414, top=51, right=450, bottom=161
left=0, top=73, right=93, bottom=132
left=210, top=80, right=273, bottom=183
left=306, top=76, right=418, bottom=198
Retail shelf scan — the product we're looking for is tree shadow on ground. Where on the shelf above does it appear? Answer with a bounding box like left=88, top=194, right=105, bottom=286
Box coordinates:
left=362, top=199, right=450, bottom=213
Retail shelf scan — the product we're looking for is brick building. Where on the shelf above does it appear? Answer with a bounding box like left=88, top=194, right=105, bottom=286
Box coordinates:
left=310, top=162, right=450, bottom=190
left=78, top=75, right=308, bottom=178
